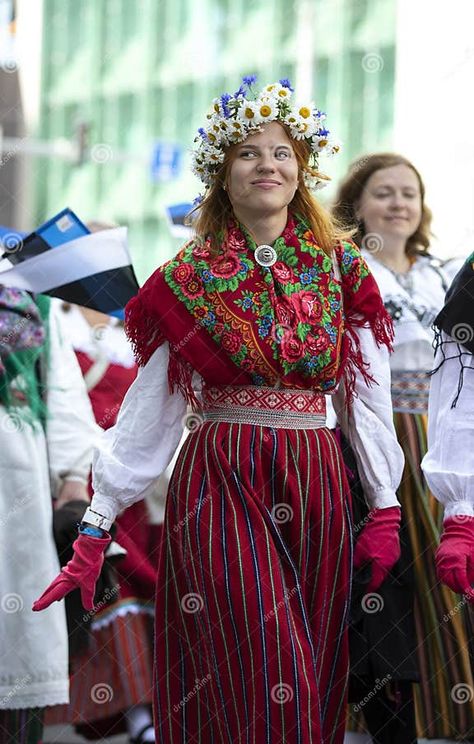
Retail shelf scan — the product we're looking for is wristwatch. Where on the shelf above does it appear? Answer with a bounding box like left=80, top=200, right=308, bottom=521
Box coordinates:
left=82, top=506, right=113, bottom=532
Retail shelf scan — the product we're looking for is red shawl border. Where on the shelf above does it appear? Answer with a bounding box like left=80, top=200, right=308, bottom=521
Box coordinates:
left=125, top=270, right=251, bottom=409
left=338, top=270, right=394, bottom=407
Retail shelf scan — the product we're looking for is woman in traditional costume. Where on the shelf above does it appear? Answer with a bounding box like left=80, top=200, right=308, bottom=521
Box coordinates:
left=0, top=290, right=97, bottom=744
left=333, top=153, right=474, bottom=742
left=34, top=77, right=404, bottom=744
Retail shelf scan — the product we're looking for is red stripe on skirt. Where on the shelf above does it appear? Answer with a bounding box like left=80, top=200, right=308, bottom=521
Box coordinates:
left=153, top=421, right=352, bottom=744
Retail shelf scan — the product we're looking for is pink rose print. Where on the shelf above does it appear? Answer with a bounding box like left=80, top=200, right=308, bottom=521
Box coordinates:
left=182, top=277, right=204, bottom=299
left=192, top=243, right=211, bottom=259
left=306, top=329, right=330, bottom=355
left=172, top=263, right=195, bottom=284
left=221, top=331, right=242, bottom=354
left=291, top=291, right=323, bottom=324
left=272, top=262, right=293, bottom=283
left=280, top=334, right=305, bottom=363
left=275, top=296, right=296, bottom=328
left=211, top=253, right=241, bottom=279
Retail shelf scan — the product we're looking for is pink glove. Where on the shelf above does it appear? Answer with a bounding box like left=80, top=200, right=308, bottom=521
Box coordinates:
left=354, top=506, right=401, bottom=592
left=33, top=532, right=111, bottom=612
left=436, top=516, right=474, bottom=600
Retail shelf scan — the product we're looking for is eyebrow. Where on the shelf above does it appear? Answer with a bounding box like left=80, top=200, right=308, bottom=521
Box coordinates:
left=237, top=143, right=293, bottom=151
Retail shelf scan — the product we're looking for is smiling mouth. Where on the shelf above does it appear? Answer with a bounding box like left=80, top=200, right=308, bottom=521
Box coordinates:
left=252, top=180, right=281, bottom=187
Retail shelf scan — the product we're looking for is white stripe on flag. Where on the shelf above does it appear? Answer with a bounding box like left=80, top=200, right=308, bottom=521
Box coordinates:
left=0, top=227, right=131, bottom=293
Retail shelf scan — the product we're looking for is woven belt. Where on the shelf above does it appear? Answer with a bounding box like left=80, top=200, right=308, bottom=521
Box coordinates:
left=201, top=384, right=327, bottom=429
left=391, top=370, right=430, bottom=414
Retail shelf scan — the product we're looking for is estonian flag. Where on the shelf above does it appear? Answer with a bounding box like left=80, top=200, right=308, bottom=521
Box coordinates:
left=0, top=209, right=139, bottom=317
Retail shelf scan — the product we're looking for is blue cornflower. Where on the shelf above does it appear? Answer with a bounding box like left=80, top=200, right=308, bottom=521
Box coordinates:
left=279, top=78, right=294, bottom=91
left=192, top=194, right=204, bottom=207
left=242, top=74, right=257, bottom=87
left=300, top=272, right=312, bottom=285
left=203, top=311, right=216, bottom=326
left=317, top=127, right=329, bottom=137
left=198, top=127, right=208, bottom=140
left=220, top=93, right=232, bottom=118
left=201, top=269, right=214, bottom=283
left=233, top=84, right=245, bottom=98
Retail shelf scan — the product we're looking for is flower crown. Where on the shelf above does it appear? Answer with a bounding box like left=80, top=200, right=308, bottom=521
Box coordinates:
left=191, top=76, right=341, bottom=194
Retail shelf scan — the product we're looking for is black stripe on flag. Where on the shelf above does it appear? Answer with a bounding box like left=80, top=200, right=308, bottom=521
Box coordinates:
left=46, top=265, right=139, bottom=312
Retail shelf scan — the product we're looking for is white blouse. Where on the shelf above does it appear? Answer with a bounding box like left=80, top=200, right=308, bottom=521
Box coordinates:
left=90, top=329, right=404, bottom=524
left=421, top=333, right=474, bottom=517
left=362, top=252, right=449, bottom=371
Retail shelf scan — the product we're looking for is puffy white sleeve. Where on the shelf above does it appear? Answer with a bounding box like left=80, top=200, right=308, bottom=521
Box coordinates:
left=46, top=302, right=100, bottom=491
left=421, top=333, right=474, bottom=517
left=91, top=342, right=187, bottom=522
left=332, top=326, right=404, bottom=509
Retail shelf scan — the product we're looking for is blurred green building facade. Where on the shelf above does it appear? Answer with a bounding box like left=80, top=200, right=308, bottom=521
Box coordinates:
left=35, top=0, right=396, bottom=281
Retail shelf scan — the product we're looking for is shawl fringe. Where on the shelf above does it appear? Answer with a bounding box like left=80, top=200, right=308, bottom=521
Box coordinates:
left=340, top=304, right=394, bottom=406
left=125, top=294, right=165, bottom=368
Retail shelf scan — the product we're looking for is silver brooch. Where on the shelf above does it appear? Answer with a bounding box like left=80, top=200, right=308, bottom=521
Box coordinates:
left=255, top=245, right=277, bottom=267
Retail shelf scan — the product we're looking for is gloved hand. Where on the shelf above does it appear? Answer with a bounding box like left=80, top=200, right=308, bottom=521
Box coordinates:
left=32, top=531, right=111, bottom=612
left=354, top=506, right=401, bottom=592
left=436, top=516, right=474, bottom=600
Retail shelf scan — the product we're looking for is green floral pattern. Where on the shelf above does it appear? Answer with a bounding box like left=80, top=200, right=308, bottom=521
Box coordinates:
left=162, top=216, right=369, bottom=390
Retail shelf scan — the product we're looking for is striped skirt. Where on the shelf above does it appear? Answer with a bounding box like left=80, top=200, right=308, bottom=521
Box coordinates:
left=153, top=420, right=352, bottom=744
left=395, top=411, right=474, bottom=739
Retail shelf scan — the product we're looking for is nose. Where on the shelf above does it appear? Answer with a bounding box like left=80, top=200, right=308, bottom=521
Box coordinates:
left=256, top=152, right=276, bottom=173
left=390, top=191, right=407, bottom=210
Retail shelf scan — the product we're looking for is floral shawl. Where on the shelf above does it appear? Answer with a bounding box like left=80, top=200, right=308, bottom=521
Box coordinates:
left=126, top=215, right=393, bottom=407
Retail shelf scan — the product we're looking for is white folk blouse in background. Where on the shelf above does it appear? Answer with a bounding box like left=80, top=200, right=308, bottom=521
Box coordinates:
left=422, top=332, right=474, bottom=517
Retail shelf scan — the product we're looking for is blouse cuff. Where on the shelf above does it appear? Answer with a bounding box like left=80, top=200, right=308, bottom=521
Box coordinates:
left=443, top=501, right=474, bottom=519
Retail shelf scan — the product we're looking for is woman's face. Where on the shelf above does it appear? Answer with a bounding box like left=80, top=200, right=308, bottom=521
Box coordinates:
left=356, top=164, right=422, bottom=245
left=226, top=121, right=299, bottom=223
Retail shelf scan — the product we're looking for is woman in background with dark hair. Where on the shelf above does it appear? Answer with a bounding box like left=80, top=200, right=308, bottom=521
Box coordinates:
left=334, top=153, right=474, bottom=742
